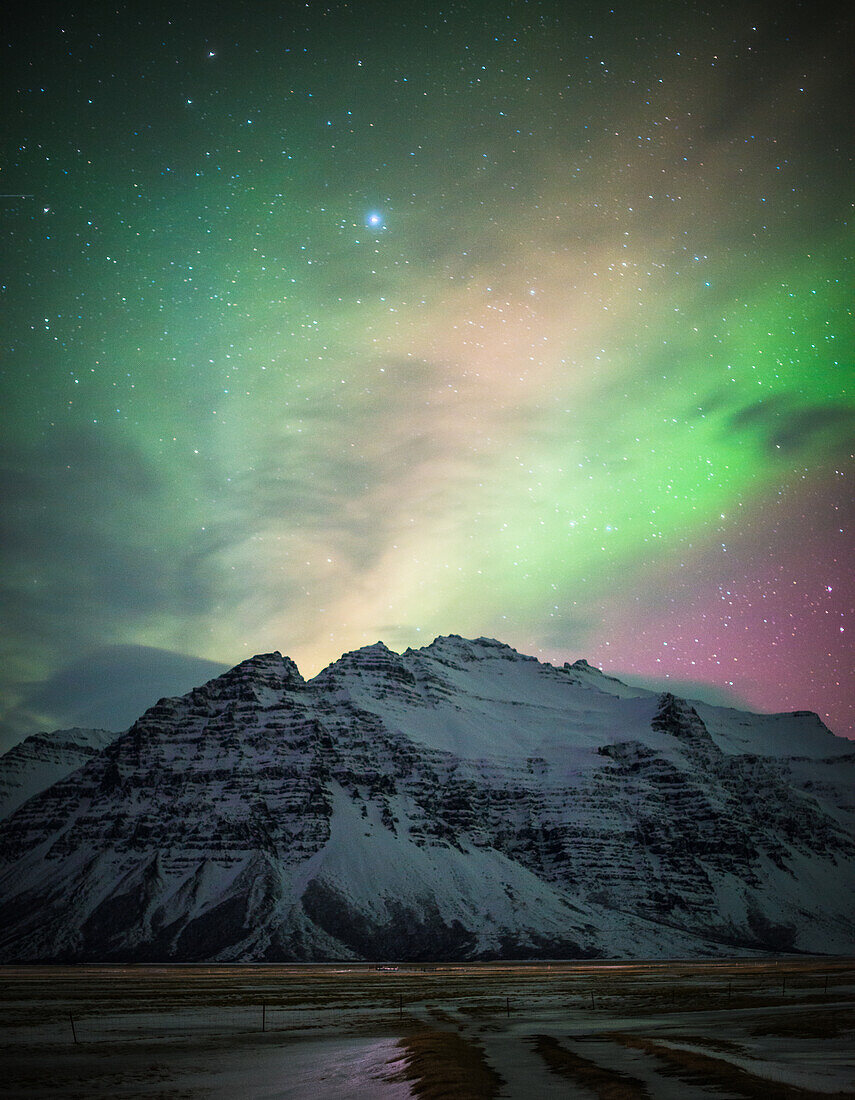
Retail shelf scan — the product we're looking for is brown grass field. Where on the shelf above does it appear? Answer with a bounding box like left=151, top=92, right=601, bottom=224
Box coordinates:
left=1, top=958, right=853, bottom=1097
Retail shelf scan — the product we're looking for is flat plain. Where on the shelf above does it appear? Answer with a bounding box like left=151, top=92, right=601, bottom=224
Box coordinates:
left=2, top=959, right=854, bottom=1097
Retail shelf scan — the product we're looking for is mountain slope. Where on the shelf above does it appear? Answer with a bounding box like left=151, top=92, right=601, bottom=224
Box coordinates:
left=0, top=727, right=118, bottom=821
left=0, top=637, right=852, bottom=962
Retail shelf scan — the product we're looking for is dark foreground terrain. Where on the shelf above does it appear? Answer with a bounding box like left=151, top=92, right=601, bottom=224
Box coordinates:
left=2, top=959, right=854, bottom=1097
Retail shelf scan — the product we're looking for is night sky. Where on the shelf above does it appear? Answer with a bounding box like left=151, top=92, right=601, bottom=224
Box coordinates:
left=1, top=0, right=852, bottom=748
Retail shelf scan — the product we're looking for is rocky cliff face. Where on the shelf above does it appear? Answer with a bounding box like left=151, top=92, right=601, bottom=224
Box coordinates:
left=0, top=636, right=852, bottom=962
left=0, top=726, right=117, bottom=821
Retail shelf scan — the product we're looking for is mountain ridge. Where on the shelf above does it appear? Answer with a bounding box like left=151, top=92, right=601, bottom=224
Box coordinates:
left=0, top=635, right=852, bottom=962
left=0, top=726, right=118, bottom=821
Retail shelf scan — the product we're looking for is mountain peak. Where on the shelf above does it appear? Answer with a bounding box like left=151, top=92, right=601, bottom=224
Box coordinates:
left=352, top=641, right=395, bottom=657
left=224, top=650, right=302, bottom=682
left=1, top=633, right=852, bottom=964
left=313, top=641, right=418, bottom=693
left=318, top=640, right=400, bottom=671
left=412, top=634, right=535, bottom=664
left=192, top=651, right=303, bottom=703
left=235, top=650, right=301, bottom=674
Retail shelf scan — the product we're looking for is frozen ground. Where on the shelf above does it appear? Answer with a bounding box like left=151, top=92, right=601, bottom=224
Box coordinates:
left=1, top=960, right=854, bottom=1097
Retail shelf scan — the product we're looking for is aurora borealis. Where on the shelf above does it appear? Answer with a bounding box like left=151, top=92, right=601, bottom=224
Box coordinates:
left=1, top=0, right=852, bottom=746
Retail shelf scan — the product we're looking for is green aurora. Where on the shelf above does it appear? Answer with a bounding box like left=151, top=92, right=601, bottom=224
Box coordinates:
left=0, top=0, right=851, bottom=744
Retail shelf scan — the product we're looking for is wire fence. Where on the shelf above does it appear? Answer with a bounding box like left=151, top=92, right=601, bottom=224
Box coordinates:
left=5, top=966, right=852, bottom=1047
left=37, top=972, right=853, bottom=1045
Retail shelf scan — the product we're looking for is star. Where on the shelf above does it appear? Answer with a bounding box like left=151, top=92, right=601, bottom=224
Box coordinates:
left=0, top=0, right=851, bottom=745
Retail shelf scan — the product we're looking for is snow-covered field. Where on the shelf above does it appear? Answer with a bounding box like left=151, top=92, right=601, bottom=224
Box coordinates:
left=2, top=960, right=854, bottom=1097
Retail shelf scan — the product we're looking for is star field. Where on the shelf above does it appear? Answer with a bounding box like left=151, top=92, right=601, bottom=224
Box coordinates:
left=0, top=0, right=852, bottom=745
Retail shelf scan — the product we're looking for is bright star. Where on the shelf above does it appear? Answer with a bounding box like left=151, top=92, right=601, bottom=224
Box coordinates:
left=365, top=211, right=384, bottom=228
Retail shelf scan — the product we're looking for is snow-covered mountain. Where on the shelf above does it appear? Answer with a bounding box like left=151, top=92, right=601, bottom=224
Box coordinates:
left=0, top=726, right=118, bottom=821
left=0, top=635, right=852, bottom=962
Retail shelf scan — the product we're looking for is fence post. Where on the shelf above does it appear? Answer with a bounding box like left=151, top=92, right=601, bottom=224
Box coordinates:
left=69, top=1013, right=78, bottom=1044
left=262, top=1001, right=266, bottom=1032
